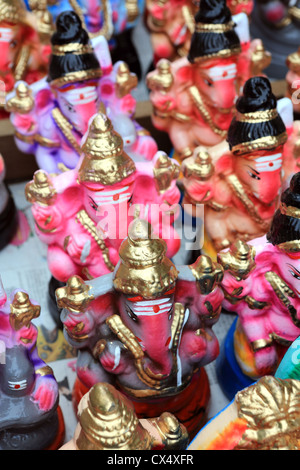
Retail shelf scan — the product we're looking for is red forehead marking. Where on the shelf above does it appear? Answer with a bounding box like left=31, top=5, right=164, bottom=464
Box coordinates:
left=127, top=288, right=175, bottom=303
left=286, top=253, right=300, bottom=260
left=127, top=295, right=144, bottom=302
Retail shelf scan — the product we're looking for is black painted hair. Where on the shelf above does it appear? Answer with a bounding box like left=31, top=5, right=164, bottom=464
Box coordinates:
left=48, top=11, right=100, bottom=84
left=188, top=0, right=240, bottom=63
left=267, top=172, right=300, bottom=246
left=227, top=76, right=286, bottom=152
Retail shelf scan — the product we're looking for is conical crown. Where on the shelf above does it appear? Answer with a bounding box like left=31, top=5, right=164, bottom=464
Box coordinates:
left=0, top=0, right=32, bottom=25
left=76, top=383, right=152, bottom=450
left=78, top=113, right=136, bottom=186
left=113, top=219, right=179, bottom=298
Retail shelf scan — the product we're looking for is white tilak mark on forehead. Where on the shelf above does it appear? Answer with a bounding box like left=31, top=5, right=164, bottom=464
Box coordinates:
left=8, top=380, right=27, bottom=390
left=129, top=298, right=172, bottom=317
left=254, top=153, right=282, bottom=172
left=90, top=186, right=132, bottom=205
left=91, top=186, right=130, bottom=196
left=207, top=64, right=237, bottom=81
left=0, top=27, right=14, bottom=42
left=133, top=298, right=171, bottom=306
left=62, top=86, right=98, bottom=105
left=254, top=153, right=282, bottom=163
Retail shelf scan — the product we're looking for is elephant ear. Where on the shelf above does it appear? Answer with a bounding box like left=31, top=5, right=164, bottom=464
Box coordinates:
left=175, top=64, right=194, bottom=87
left=275, top=336, right=300, bottom=381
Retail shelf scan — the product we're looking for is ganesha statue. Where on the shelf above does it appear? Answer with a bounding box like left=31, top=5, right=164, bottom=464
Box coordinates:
left=215, top=171, right=300, bottom=400
left=25, top=112, right=180, bottom=325
left=6, top=10, right=157, bottom=174
left=146, top=0, right=271, bottom=161
left=286, top=47, right=300, bottom=115
left=145, top=0, right=197, bottom=65
left=181, top=76, right=288, bottom=255
left=145, top=0, right=255, bottom=67
left=30, top=0, right=145, bottom=78
left=0, top=0, right=51, bottom=105
left=0, top=280, right=64, bottom=449
left=55, top=218, right=224, bottom=438
left=189, top=335, right=300, bottom=450
left=188, top=375, right=300, bottom=450
left=60, top=382, right=189, bottom=450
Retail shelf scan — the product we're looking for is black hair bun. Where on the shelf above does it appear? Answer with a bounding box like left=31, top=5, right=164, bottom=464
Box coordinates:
left=51, top=11, right=89, bottom=46
left=188, top=0, right=240, bottom=63
left=236, top=76, right=277, bottom=114
left=267, top=172, right=300, bottom=246
left=281, top=172, right=300, bottom=209
left=195, top=0, right=232, bottom=24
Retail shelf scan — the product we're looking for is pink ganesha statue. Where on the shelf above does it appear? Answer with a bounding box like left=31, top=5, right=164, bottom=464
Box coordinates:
left=181, top=76, right=288, bottom=254
left=55, top=217, right=224, bottom=439
left=146, top=0, right=271, bottom=161
left=25, top=112, right=180, bottom=325
left=6, top=10, right=157, bottom=174
left=0, top=280, right=65, bottom=449
left=215, top=171, right=300, bottom=400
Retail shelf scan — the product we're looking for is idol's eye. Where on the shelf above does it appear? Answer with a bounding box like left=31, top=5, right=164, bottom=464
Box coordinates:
left=289, top=270, right=300, bottom=280
left=9, top=39, right=18, bottom=49
left=88, top=197, right=98, bottom=211
left=204, top=78, right=213, bottom=87
left=247, top=170, right=261, bottom=180
left=125, top=305, right=138, bottom=322
left=64, top=102, right=75, bottom=113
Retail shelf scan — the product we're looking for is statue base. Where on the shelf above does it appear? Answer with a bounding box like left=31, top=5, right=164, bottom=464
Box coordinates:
left=216, top=316, right=254, bottom=401
left=72, top=368, right=210, bottom=441
left=0, top=406, right=65, bottom=450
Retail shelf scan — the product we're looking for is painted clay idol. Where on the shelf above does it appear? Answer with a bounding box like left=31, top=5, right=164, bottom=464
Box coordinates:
left=0, top=281, right=64, bottom=449
left=188, top=375, right=300, bottom=450
left=189, top=336, right=300, bottom=450
left=182, top=76, right=288, bottom=254
left=147, top=0, right=242, bottom=161
left=33, top=0, right=145, bottom=78
left=286, top=47, right=300, bottom=114
left=0, top=0, right=51, bottom=98
left=60, top=382, right=189, bottom=450
left=0, top=154, right=18, bottom=250
left=55, top=218, right=224, bottom=438
left=216, top=171, right=300, bottom=400
left=25, top=112, right=180, bottom=325
left=7, top=10, right=157, bottom=174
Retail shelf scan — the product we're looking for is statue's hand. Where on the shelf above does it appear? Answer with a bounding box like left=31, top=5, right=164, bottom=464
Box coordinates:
left=65, top=234, right=91, bottom=264
left=31, top=375, right=58, bottom=412
left=15, top=324, right=38, bottom=348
